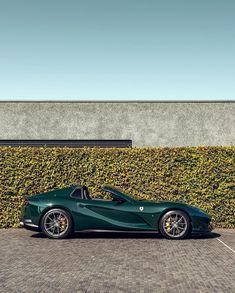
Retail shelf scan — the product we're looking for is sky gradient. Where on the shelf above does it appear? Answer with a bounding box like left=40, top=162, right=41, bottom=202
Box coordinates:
left=0, top=0, right=234, bottom=100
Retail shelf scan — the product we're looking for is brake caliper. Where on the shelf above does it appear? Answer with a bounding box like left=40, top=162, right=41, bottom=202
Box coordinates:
left=60, top=217, right=66, bottom=231
left=165, top=218, right=171, bottom=232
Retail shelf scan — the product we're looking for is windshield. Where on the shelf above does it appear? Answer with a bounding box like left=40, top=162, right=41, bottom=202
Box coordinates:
left=102, top=186, right=136, bottom=202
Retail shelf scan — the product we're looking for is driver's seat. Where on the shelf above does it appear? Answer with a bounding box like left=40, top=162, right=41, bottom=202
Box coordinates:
left=83, top=186, right=92, bottom=200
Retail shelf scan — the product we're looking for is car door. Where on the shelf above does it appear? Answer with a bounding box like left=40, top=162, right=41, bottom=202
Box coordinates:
left=76, top=197, right=151, bottom=231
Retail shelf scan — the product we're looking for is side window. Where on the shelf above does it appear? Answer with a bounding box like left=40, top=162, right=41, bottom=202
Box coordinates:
left=71, top=188, right=82, bottom=199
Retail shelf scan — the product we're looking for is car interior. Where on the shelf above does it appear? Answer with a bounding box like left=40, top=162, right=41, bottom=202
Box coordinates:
left=70, top=188, right=83, bottom=199
left=82, top=186, right=92, bottom=200
left=71, top=186, right=125, bottom=203
left=71, top=187, right=92, bottom=199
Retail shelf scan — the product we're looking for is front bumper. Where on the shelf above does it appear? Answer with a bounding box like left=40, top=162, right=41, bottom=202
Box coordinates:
left=20, top=219, right=40, bottom=232
left=191, top=216, right=213, bottom=234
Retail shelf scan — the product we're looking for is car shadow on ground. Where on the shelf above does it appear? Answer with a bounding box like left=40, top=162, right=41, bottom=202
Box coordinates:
left=31, top=231, right=221, bottom=240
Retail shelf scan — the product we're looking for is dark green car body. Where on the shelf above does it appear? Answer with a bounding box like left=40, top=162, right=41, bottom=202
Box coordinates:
left=20, top=185, right=212, bottom=236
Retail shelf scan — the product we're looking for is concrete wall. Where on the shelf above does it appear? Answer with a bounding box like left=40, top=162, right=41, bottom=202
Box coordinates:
left=0, top=102, right=234, bottom=147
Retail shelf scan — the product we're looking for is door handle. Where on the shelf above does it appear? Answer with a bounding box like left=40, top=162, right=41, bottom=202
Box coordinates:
left=78, top=204, right=86, bottom=208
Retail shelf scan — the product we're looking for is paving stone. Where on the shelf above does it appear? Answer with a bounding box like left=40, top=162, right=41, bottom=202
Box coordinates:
left=0, top=229, right=234, bottom=293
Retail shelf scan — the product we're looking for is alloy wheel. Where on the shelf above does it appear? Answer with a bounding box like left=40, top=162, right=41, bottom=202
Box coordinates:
left=160, top=210, right=190, bottom=239
left=43, top=210, right=69, bottom=238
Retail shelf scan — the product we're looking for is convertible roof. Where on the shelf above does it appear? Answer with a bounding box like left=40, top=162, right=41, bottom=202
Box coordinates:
left=102, top=186, right=136, bottom=202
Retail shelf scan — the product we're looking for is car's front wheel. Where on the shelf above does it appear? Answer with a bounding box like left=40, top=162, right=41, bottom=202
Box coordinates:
left=159, top=210, right=190, bottom=240
left=41, top=208, right=73, bottom=239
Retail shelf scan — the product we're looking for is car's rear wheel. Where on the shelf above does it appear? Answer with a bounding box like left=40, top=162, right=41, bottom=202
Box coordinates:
left=159, top=210, right=190, bottom=240
left=41, top=209, right=72, bottom=239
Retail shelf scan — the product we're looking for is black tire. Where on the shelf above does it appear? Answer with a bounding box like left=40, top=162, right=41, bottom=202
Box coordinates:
left=41, top=208, right=73, bottom=239
left=159, top=210, right=190, bottom=240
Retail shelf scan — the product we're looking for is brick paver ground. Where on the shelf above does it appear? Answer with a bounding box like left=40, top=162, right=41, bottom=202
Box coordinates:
left=0, top=229, right=234, bottom=293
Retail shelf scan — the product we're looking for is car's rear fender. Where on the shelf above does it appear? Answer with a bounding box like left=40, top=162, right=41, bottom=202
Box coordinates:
left=38, top=205, right=75, bottom=231
left=21, top=196, right=41, bottom=224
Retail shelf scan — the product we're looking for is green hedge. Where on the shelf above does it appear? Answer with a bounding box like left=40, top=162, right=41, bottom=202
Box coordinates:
left=0, top=146, right=234, bottom=228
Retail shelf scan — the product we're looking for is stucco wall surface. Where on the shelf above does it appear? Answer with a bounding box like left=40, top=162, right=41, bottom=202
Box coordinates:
left=0, top=102, right=234, bottom=147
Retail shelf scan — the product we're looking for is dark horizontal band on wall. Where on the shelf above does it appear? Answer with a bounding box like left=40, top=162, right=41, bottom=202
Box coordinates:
left=0, top=100, right=234, bottom=103
left=0, top=139, right=132, bottom=148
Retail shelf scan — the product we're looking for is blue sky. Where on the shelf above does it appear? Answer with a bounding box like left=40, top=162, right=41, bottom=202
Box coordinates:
left=0, top=0, right=234, bottom=100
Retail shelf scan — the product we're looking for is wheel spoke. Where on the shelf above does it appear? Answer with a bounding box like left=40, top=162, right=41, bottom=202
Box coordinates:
left=178, top=222, right=186, bottom=226
left=46, top=220, right=53, bottom=226
left=177, top=216, right=183, bottom=224
left=46, top=225, right=54, bottom=232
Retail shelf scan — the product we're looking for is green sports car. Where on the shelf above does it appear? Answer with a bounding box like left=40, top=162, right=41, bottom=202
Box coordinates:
left=20, top=185, right=212, bottom=240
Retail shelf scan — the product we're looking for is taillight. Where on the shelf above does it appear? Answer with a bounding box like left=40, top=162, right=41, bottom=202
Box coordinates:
left=24, top=198, right=29, bottom=206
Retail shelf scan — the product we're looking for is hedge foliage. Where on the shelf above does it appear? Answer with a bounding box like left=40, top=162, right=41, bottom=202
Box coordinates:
left=0, top=146, right=234, bottom=228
